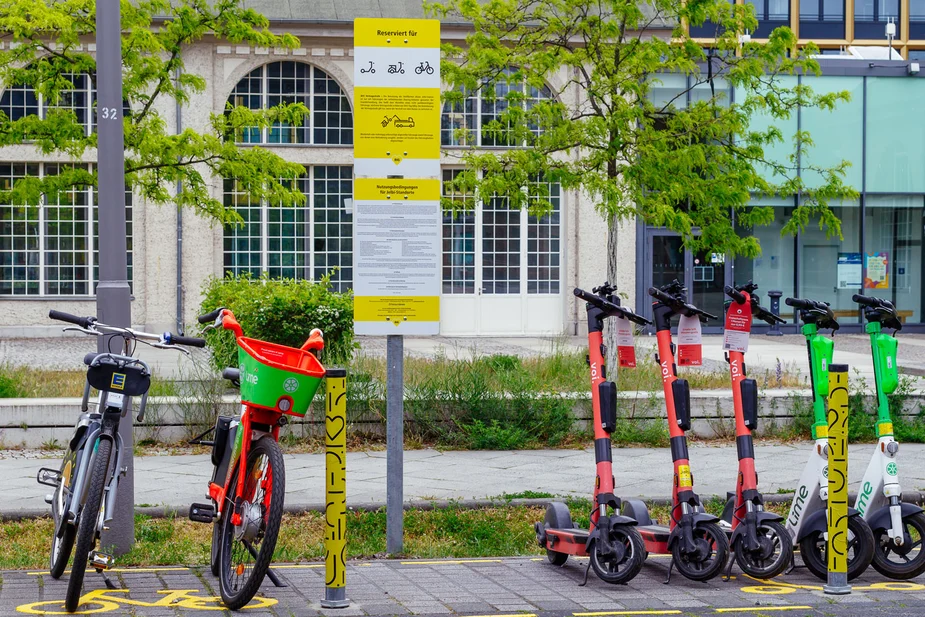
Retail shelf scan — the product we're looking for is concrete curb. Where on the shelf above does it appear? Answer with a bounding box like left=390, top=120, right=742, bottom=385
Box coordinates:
left=5, top=491, right=924, bottom=520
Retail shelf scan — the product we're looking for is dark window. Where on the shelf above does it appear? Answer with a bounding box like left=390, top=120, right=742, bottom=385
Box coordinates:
left=800, top=0, right=846, bottom=38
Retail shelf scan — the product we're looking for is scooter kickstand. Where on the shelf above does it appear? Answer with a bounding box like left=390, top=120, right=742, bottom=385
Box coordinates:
left=663, top=559, right=674, bottom=584
left=722, top=549, right=735, bottom=582
left=579, top=558, right=592, bottom=587
left=784, top=553, right=796, bottom=575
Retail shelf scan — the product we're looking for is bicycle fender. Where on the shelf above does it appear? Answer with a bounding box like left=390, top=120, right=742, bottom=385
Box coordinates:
left=866, top=503, right=924, bottom=533
left=730, top=511, right=785, bottom=546
left=797, top=507, right=863, bottom=542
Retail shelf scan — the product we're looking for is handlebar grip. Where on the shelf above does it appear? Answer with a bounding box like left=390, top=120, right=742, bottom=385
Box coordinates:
left=165, top=332, right=207, bottom=348
left=49, top=310, right=96, bottom=329
left=648, top=287, right=674, bottom=304
left=724, top=286, right=746, bottom=304
left=222, top=367, right=241, bottom=382
left=700, top=310, right=720, bottom=321
left=574, top=287, right=604, bottom=307
left=852, top=294, right=878, bottom=307
left=198, top=308, right=224, bottom=324
left=785, top=297, right=811, bottom=309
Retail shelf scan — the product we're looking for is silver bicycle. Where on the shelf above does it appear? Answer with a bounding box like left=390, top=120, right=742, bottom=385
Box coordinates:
left=37, top=309, right=205, bottom=612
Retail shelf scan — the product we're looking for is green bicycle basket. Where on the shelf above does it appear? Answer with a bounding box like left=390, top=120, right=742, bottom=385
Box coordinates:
left=236, top=337, right=325, bottom=417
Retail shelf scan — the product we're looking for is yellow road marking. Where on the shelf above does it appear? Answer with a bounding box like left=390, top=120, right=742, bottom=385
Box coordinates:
left=574, top=611, right=682, bottom=616
left=265, top=564, right=324, bottom=569
left=28, top=567, right=190, bottom=576
left=399, top=559, right=503, bottom=565
left=715, top=607, right=812, bottom=613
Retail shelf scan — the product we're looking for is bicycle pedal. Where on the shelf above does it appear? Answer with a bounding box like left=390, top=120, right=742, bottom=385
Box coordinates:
left=189, top=502, right=216, bottom=523
left=90, top=551, right=115, bottom=570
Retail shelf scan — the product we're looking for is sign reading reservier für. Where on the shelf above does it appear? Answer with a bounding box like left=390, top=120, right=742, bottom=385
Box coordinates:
left=353, top=18, right=441, bottom=336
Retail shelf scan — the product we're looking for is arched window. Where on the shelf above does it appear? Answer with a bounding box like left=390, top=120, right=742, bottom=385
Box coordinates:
left=227, top=62, right=353, bottom=146
left=441, top=68, right=556, bottom=147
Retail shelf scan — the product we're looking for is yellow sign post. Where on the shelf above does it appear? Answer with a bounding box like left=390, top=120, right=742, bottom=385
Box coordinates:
left=825, top=363, right=851, bottom=595
left=322, top=368, right=348, bottom=608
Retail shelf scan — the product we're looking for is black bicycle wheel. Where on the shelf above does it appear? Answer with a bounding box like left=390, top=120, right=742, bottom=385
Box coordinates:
left=210, top=518, right=222, bottom=576
left=672, top=522, right=730, bottom=582
left=49, top=450, right=78, bottom=579
left=733, top=520, right=793, bottom=579
left=219, top=438, right=285, bottom=610
left=65, top=438, right=112, bottom=613
left=589, top=526, right=645, bottom=584
left=799, top=515, right=874, bottom=581
left=871, top=511, right=925, bottom=580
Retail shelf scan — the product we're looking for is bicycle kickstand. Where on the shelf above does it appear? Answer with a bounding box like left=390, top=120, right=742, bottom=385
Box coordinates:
left=98, top=569, right=118, bottom=590
left=244, top=541, right=288, bottom=588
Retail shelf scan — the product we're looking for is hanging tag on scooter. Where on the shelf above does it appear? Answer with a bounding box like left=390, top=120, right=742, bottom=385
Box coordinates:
left=677, top=314, right=703, bottom=366
left=723, top=298, right=753, bottom=353
left=615, top=316, right=636, bottom=368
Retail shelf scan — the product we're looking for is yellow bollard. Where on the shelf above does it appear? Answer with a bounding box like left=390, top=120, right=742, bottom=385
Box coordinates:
left=322, top=368, right=349, bottom=608
left=825, top=364, right=851, bottom=595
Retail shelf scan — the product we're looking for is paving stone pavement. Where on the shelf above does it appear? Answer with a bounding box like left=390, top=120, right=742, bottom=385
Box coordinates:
left=3, top=556, right=925, bottom=617
left=6, top=443, right=925, bottom=515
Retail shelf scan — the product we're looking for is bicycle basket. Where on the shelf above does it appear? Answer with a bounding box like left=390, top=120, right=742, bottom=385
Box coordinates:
left=236, top=337, right=325, bottom=417
left=87, top=362, right=151, bottom=397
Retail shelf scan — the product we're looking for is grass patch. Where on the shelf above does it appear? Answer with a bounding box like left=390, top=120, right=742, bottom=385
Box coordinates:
left=0, top=499, right=797, bottom=570
left=0, top=364, right=177, bottom=399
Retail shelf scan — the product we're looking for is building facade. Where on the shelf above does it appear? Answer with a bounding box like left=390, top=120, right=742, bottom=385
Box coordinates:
left=0, top=1, right=923, bottom=337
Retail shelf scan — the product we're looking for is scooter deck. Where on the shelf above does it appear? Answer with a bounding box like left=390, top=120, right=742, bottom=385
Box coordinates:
left=546, top=528, right=590, bottom=556
left=637, top=524, right=670, bottom=554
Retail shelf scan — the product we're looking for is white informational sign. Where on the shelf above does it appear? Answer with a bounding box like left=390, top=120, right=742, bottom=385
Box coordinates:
left=614, top=316, right=636, bottom=368
left=677, top=314, right=703, bottom=366
left=353, top=18, right=441, bottom=336
left=837, top=252, right=862, bottom=289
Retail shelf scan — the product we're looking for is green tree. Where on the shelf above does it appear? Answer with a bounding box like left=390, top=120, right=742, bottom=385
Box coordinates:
left=0, top=0, right=308, bottom=220
left=427, top=0, right=855, bottom=291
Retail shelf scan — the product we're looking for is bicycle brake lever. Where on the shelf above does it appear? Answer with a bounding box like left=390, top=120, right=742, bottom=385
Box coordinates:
left=149, top=341, right=192, bottom=356
left=62, top=326, right=99, bottom=336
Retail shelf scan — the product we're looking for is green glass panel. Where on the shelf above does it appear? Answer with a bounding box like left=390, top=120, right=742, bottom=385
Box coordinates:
left=735, top=76, right=799, bottom=183
left=866, top=77, right=925, bottom=193
left=800, top=75, right=863, bottom=190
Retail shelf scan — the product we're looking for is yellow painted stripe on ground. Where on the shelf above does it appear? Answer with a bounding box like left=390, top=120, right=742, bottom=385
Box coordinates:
left=28, top=567, right=190, bottom=575
left=715, top=607, right=813, bottom=613
left=574, top=611, right=682, bottom=616
left=399, top=559, right=503, bottom=565
left=268, top=564, right=324, bottom=569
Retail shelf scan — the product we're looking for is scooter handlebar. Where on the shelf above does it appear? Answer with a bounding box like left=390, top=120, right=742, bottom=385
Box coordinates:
left=648, top=287, right=718, bottom=321
left=852, top=294, right=880, bottom=307
left=574, top=287, right=652, bottom=326
left=753, top=304, right=786, bottom=325
left=724, top=286, right=747, bottom=304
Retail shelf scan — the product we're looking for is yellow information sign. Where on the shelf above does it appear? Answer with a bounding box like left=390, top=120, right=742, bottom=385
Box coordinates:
left=354, top=18, right=441, bottom=336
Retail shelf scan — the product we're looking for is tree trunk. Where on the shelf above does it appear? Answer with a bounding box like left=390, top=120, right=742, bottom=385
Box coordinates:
left=605, top=211, right=620, bottom=376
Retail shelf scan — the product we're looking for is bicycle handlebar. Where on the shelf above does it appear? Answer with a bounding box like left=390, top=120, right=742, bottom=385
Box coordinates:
left=724, top=286, right=746, bottom=304
left=198, top=308, right=224, bottom=324
left=647, top=287, right=719, bottom=321
left=164, top=332, right=207, bottom=348
left=574, top=288, right=652, bottom=326
left=49, top=310, right=96, bottom=330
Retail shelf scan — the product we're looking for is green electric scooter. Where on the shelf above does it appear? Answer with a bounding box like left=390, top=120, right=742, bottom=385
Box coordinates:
left=782, top=297, right=874, bottom=581
left=851, top=294, right=925, bottom=579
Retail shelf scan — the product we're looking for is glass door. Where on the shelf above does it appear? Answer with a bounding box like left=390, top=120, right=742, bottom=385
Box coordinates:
left=691, top=251, right=727, bottom=322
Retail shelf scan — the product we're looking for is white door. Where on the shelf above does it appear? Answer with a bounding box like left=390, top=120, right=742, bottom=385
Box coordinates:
left=439, top=171, right=564, bottom=336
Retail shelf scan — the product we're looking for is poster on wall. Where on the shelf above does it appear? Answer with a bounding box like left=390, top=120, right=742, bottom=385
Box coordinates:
left=837, top=253, right=862, bottom=289
left=865, top=252, right=890, bottom=289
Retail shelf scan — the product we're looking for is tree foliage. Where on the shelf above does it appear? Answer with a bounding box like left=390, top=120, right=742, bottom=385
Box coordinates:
left=0, top=0, right=307, bottom=222
left=426, top=0, right=856, bottom=259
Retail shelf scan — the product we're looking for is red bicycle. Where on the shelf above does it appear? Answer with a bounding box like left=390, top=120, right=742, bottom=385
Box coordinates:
left=190, top=307, right=325, bottom=610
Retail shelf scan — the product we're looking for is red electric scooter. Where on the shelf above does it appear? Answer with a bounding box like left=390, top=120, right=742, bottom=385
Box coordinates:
left=536, top=283, right=651, bottom=584
left=621, top=280, right=730, bottom=582
left=718, top=282, right=793, bottom=579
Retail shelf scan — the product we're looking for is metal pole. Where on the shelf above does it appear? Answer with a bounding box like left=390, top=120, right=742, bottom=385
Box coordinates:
left=767, top=290, right=783, bottom=336
left=825, top=364, right=851, bottom=595
left=95, top=0, right=133, bottom=555
left=323, top=368, right=349, bottom=608
left=386, top=334, right=404, bottom=554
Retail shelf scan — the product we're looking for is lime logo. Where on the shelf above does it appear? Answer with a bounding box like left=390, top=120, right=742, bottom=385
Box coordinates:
left=887, top=462, right=898, bottom=476
left=283, top=377, right=300, bottom=393
left=823, top=465, right=829, bottom=479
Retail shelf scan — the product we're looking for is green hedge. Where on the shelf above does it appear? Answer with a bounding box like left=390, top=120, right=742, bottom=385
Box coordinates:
left=199, top=273, right=355, bottom=372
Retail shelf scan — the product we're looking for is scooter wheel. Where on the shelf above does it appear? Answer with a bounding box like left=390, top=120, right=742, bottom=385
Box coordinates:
left=799, top=515, right=874, bottom=581
left=734, top=520, right=793, bottom=579
left=589, top=526, right=645, bottom=584
left=672, top=522, right=730, bottom=582
left=871, top=511, right=925, bottom=580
